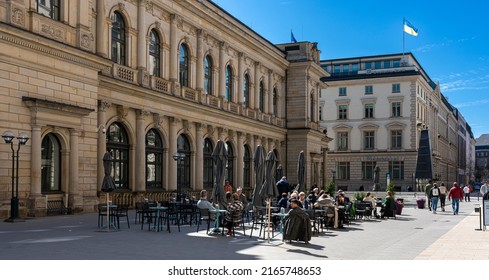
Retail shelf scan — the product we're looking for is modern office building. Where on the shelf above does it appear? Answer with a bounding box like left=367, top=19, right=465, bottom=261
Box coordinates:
left=319, top=53, right=475, bottom=191
left=0, top=0, right=329, bottom=219
left=475, top=134, right=489, bottom=182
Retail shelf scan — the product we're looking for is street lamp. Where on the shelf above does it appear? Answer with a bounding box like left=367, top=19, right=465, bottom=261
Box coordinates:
left=173, top=152, right=185, bottom=202
left=3, top=131, right=29, bottom=222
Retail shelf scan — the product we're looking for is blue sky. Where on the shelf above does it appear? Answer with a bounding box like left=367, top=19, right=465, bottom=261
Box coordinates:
left=213, top=0, right=489, bottom=138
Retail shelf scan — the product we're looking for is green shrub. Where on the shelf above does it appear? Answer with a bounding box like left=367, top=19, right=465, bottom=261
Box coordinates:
left=325, top=179, right=335, bottom=196
left=386, top=182, right=396, bottom=197
left=354, top=191, right=365, bottom=201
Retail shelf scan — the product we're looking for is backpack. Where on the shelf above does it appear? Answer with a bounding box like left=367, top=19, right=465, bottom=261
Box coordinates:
left=432, top=188, right=439, bottom=197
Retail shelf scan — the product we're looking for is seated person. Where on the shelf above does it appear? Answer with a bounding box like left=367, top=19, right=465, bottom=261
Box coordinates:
left=197, top=190, right=217, bottom=221
left=363, top=192, right=379, bottom=218
left=314, top=193, right=339, bottom=228
left=224, top=193, right=244, bottom=236
left=335, top=193, right=348, bottom=228
left=283, top=199, right=312, bottom=243
left=278, top=192, right=289, bottom=209
left=298, top=192, right=310, bottom=209
left=381, top=191, right=397, bottom=218
left=307, top=188, right=319, bottom=205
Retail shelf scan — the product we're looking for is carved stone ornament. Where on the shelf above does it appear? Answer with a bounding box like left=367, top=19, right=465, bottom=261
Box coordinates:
left=80, top=33, right=94, bottom=49
left=41, top=24, right=64, bottom=40
left=117, top=106, right=129, bottom=120
left=153, top=113, right=165, bottom=127
left=145, top=0, right=154, bottom=14
left=11, top=8, right=25, bottom=26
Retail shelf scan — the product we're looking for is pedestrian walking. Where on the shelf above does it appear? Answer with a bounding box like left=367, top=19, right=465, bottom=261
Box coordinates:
left=439, top=183, right=447, bottom=212
left=425, top=180, right=433, bottom=211
left=448, top=182, right=464, bottom=215
left=429, top=183, right=440, bottom=214
left=463, top=184, right=471, bottom=202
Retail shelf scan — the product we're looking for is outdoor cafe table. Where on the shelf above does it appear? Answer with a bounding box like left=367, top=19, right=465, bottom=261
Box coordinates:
left=99, top=204, right=118, bottom=230
left=271, top=212, right=287, bottom=240
left=208, top=208, right=227, bottom=235
left=149, top=206, right=168, bottom=232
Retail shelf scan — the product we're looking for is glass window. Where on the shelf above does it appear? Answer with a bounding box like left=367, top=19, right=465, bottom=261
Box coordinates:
left=310, top=93, right=314, bottom=121
left=391, top=130, right=402, bottom=149
left=243, top=145, right=251, bottom=189
left=364, top=131, right=375, bottom=150
left=374, top=61, right=382, bottom=69
left=337, top=132, right=348, bottom=150
left=384, top=60, right=391, bottom=68
left=179, top=44, right=189, bottom=87
left=343, top=64, right=349, bottom=73
left=243, top=74, right=250, bottom=107
left=351, top=64, right=359, bottom=72
left=177, top=134, right=191, bottom=191
left=389, top=161, right=404, bottom=179
left=203, top=138, right=213, bottom=189
left=393, top=60, right=401, bottom=67
left=319, top=106, right=322, bottom=121
left=333, top=65, right=341, bottom=73
left=273, top=88, right=278, bottom=116
left=37, top=0, right=60, bottom=21
left=225, top=65, right=233, bottom=102
left=41, top=133, right=61, bottom=192
left=339, top=87, right=347, bottom=96
left=391, top=102, right=401, bottom=117
left=226, top=142, right=234, bottom=186
left=337, top=162, right=350, bottom=180
left=259, top=81, right=265, bottom=112
left=111, top=12, right=126, bottom=65
left=365, top=85, right=373, bottom=95
left=365, top=62, right=372, bottom=69
left=362, top=161, right=376, bottom=180
left=149, top=29, right=160, bottom=77
left=364, top=104, right=374, bottom=118
left=204, top=56, right=213, bottom=95
left=338, top=105, right=348, bottom=119
left=107, top=122, right=130, bottom=190
left=146, top=129, right=163, bottom=189
left=392, top=83, right=400, bottom=93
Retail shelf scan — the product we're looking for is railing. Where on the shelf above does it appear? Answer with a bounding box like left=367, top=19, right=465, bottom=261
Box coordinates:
left=151, top=76, right=170, bottom=93
left=113, top=64, right=137, bottom=84
left=182, top=86, right=198, bottom=102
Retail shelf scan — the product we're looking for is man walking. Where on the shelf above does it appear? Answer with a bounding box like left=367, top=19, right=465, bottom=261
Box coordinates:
left=439, top=183, right=447, bottom=212
left=448, top=182, right=464, bottom=215
left=429, top=183, right=440, bottom=214
left=425, top=180, right=433, bottom=211
left=463, top=184, right=471, bottom=202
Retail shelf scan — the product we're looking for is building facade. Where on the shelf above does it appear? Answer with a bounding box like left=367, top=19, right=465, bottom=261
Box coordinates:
left=319, top=53, right=474, bottom=191
left=0, top=0, right=328, bottom=218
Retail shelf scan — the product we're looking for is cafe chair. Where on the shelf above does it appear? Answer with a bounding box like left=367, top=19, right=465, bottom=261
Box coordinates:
left=228, top=209, right=246, bottom=237
left=164, top=202, right=180, bottom=233
left=140, top=202, right=156, bottom=231
left=250, top=207, right=274, bottom=239
left=97, top=203, right=117, bottom=228
left=134, top=202, right=145, bottom=224
left=115, top=204, right=130, bottom=229
left=196, top=208, right=212, bottom=234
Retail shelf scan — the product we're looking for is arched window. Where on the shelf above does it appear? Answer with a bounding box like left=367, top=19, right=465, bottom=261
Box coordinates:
left=37, top=0, right=60, bottom=21
left=243, top=74, right=250, bottom=107
left=106, top=122, right=130, bottom=189
left=179, top=43, right=189, bottom=87
left=243, top=145, right=251, bottom=189
left=146, top=129, right=163, bottom=189
left=259, top=81, right=265, bottom=112
left=204, top=56, right=213, bottom=95
left=225, top=65, right=233, bottom=102
left=273, top=88, right=278, bottom=116
left=149, top=29, right=161, bottom=77
left=226, top=141, right=234, bottom=186
left=177, top=134, right=191, bottom=190
left=111, top=12, right=126, bottom=65
left=203, top=138, right=214, bottom=189
left=41, top=133, right=61, bottom=193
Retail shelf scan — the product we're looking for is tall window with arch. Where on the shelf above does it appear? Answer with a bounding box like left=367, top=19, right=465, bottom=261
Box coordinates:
left=226, top=141, right=234, bottom=186
left=111, top=12, right=126, bottom=65
left=149, top=29, right=161, bottom=77
left=177, top=134, right=191, bottom=190
left=243, top=145, right=251, bottom=189
left=203, top=138, right=214, bottom=189
left=243, top=74, right=250, bottom=107
left=225, top=65, right=234, bottom=102
left=41, top=133, right=61, bottom=193
left=259, top=80, right=265, bottom=112
left=146, top=129, right=163, bottom=189
left=310, top=92, right=315, bottom=121
left=204, top=56, right=213, bottom=95
left=37, top=0, right=60, bottom=20
left=106, top=122, right=130, bottom=189
left=179, top=44, right=189, bottom=87
left=273, top=88, right=278, bottom=116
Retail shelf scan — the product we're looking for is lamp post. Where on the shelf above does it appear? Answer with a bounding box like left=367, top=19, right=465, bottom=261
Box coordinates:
left=3, top=131, right=29, bottom=222
left=173, top=152, right=185, bottom=202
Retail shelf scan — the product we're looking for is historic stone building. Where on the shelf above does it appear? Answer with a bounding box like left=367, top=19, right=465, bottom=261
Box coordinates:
left=319, top=53, right=475, bottom=191
left=0, top=0, right=328, bottom=219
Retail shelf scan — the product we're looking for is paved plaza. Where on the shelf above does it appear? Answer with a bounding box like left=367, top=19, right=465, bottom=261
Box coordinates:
left=0, top=194, right=488, bottom=261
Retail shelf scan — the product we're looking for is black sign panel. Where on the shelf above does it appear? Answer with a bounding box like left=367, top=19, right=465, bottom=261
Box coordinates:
left=415, top=130, right=433, bottom=179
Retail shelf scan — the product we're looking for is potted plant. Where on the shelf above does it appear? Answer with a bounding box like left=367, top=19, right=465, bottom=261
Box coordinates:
left=354, top=191, right=365, bottom=202
left=386, top=182, right=403, bottom=214
left=416, top=197, right=426, bottom=209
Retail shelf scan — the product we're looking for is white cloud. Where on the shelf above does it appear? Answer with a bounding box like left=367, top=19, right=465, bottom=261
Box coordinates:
left=453, top=99, right=489, bottom=108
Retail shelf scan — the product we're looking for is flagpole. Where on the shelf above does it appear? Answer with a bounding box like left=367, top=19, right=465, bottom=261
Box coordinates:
left=402, top=18, right=405, bottom=57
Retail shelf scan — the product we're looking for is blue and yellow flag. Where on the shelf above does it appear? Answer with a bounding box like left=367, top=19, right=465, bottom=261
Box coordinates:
left=403, top=19, right=418, bottom=36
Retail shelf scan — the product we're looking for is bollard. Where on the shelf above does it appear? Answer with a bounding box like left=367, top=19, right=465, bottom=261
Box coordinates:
left=475, top=204, right=481, bottom=230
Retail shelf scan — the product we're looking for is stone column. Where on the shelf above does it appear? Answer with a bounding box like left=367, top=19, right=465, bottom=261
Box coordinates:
left=237, top=52, right=244, bottom=105
left=236, top=132, right=244, bottom=188
left=137, top=0, right=146, bottom=70
left=196, top=29, right=205, bottom=92
left=254, top=62, right=260, bottom=110
left=135, top=110, right=148, bottom=192
left=168, top=117, right=178, bottom=191
left=69, top=129, right=79, bottom=198
left=169, top=15, right=179, bottom=89
left=30, top=125, right=42, bottom=196
left=267, top=69, right=273, bottom=114
left=218, top=41, right=226, bottom=99
left=96, top=0, right=107, bottom=58
left=97, top=101, right=110, bottom=191
left=195, top=123, right=204, bottom=190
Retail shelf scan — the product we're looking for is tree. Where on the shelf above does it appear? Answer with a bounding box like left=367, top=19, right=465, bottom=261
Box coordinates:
left=325, top=179, right=335, bottom=196
left=386, top=181, right=396, bottom=197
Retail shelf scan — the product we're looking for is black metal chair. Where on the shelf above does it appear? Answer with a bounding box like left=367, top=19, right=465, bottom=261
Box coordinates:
left=164, top=202, right=180, bottom=233
left=227, top=209, right=246, bottom=237
left=140, top=202, right=156, bottom=231
left=97, top=203, right=117, bottom=228
left=250, top=207, right=274, bottom=239
left=114, top=204, right=130, bottom=229
left=196, top=208, right=212, bottom=234
left=134, top=202, right=145, bottom=224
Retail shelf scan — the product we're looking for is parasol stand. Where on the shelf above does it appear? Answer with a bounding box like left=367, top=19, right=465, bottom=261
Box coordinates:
left=106, top=192, right=110, bottom=232
left=267, top=198, right=271, bottom=243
